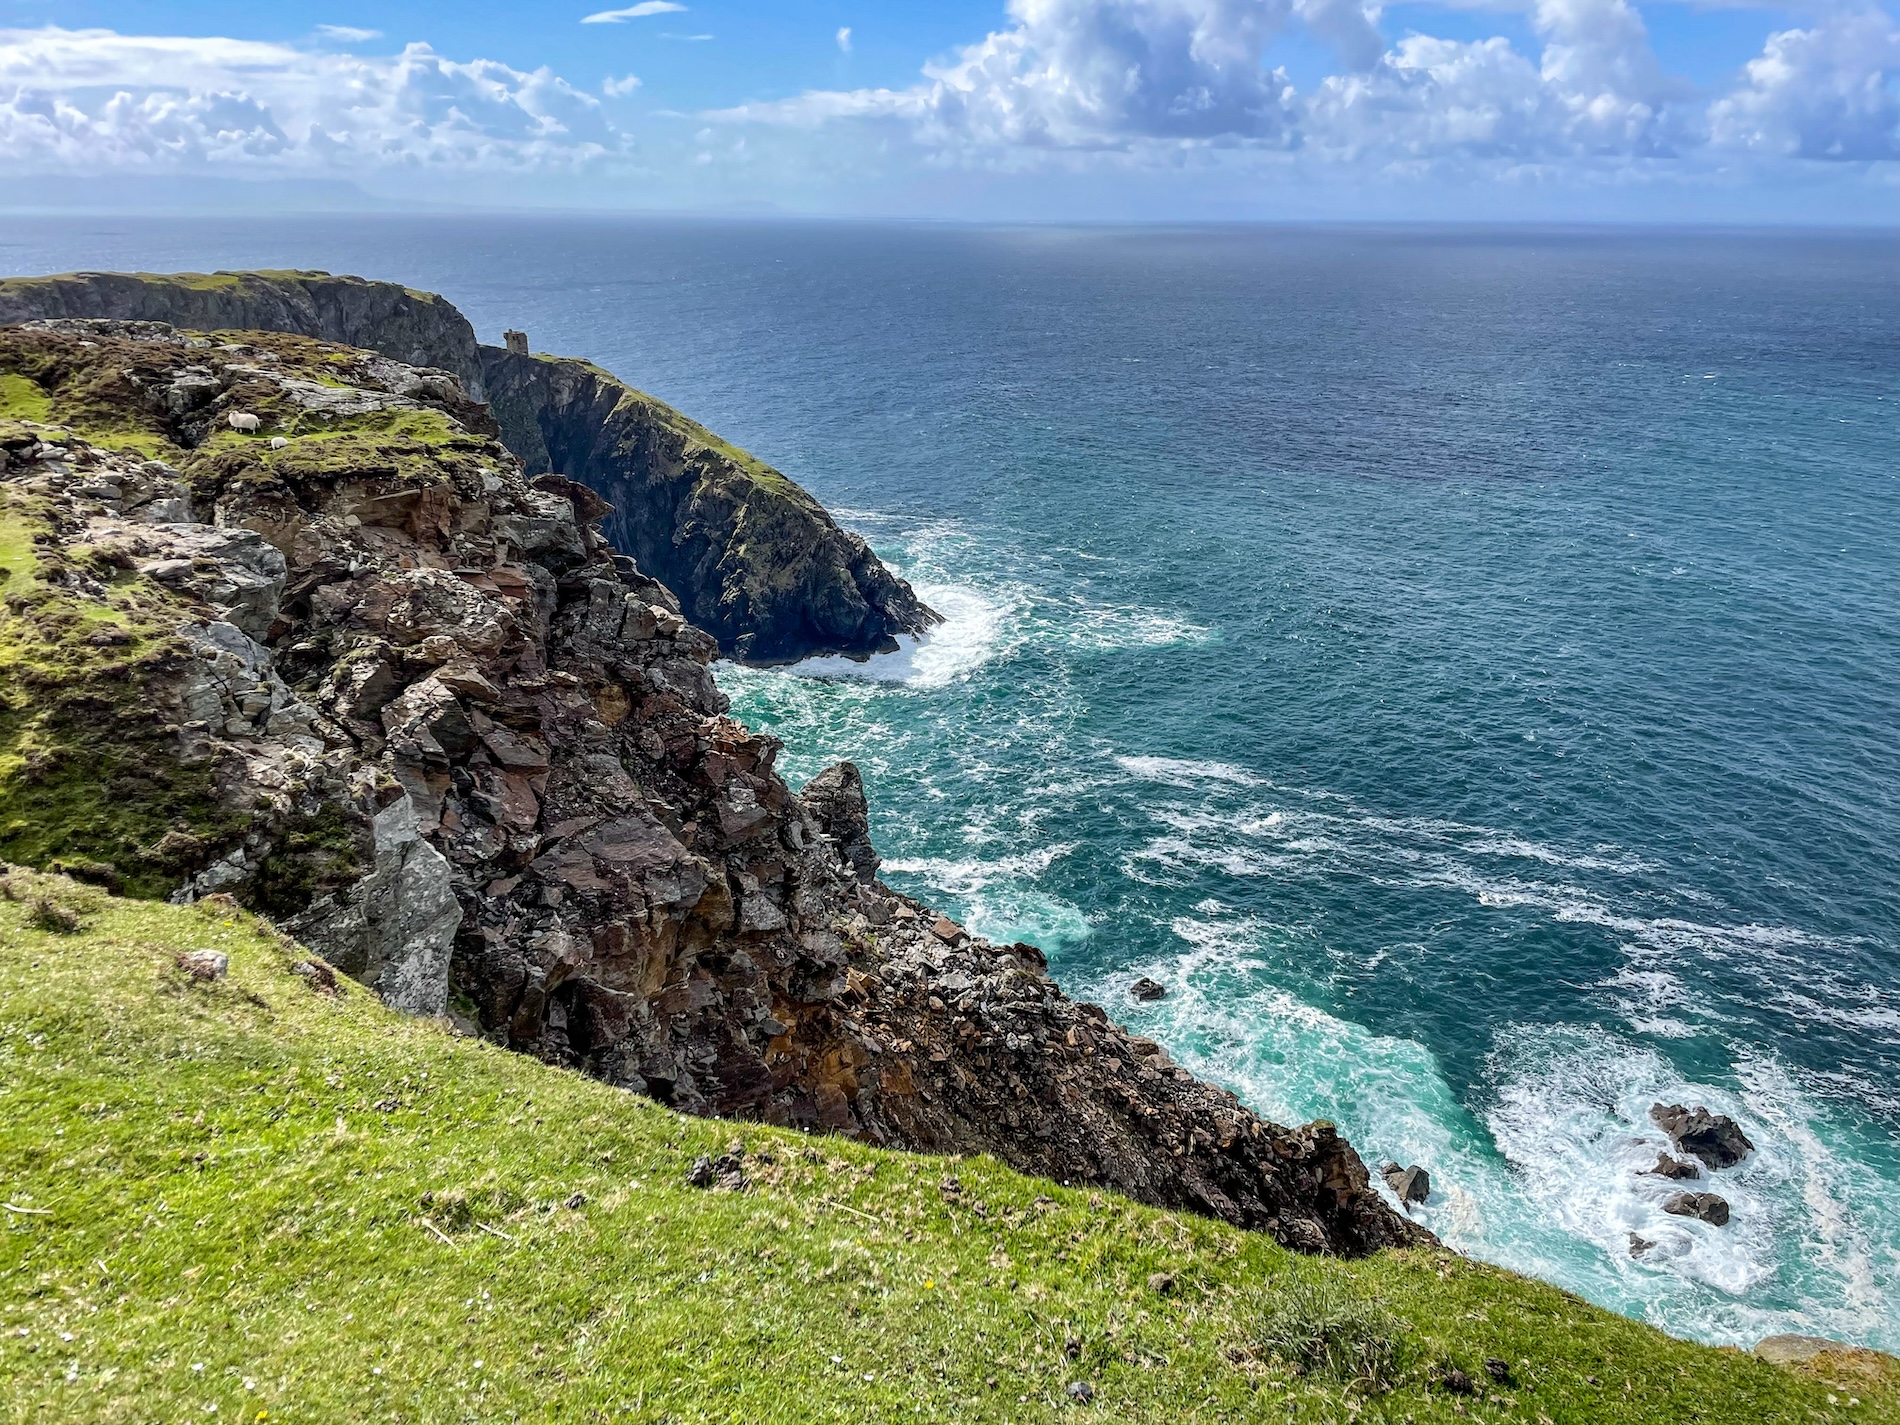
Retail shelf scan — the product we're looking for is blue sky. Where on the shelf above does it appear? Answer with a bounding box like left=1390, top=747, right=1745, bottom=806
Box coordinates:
left=1, top=0, right=1896, bottom=220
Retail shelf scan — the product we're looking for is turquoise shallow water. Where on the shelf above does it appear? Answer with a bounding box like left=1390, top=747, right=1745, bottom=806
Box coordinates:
left=4, top=217, right=1897, bottom=1349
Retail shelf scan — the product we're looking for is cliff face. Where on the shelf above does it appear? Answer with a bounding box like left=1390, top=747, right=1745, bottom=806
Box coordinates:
left=0, top=318, right=1420, bottom=1256
left=480, top=347, right=939, bottom=664
left=0, top=269, right=938, bottom=666
left=0, top=270, right=486, bottom=399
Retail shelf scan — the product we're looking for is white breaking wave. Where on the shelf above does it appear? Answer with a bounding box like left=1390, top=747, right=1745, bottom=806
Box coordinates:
left=1484, top=1028, right=1898, bottom=1348
left=731, top=513, right=1206, bottom=691
left=1114, top=755, right=1266, bottom=788
left=774, top=581, right=1012, bottom=688
left=1465, top=836, right=1656, bottom=875
left=1102, top=908, right=1900, bottom=1353
left=715, top=509, right=1900, bottom=1354
left=883, top=844, right=1091, bottom=951
left=1108, top=761, right=1900, bottom=1072
left=882, top=841, right=1077, bottom=888
left=1063, top=603, right=1211, bottom=651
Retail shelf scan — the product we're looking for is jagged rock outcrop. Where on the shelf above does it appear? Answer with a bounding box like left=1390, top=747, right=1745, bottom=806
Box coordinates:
left=480, top=346, right=939, bottom=663
left=0, top=270, right=486, bottom=399
left=1650, top=1103, right=1754, bottom=1171
left=0, top=318, right=1421, bottom=1257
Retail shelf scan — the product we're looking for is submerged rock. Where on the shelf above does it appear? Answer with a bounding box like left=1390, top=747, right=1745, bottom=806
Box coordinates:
left=1755, top=1334, right=1900, bottom=1377
left=1662, top=1191, right=1730, bottom=1226
left=1756, top=1335, right=1849, bottom=1365
left=1646, top=1151, right=1701, bottom=1180
left=1650, top=1103, right=1754, bottom=1170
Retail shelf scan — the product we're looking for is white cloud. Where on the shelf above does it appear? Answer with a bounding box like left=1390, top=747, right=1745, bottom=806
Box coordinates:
left=1, top=5, right=1893, bottom=215
left=581, top=2, right=686, bottom=22
left=726, top=0, right=1301, bottom=148
left=0, top=27, right=624, bottom=176
left=1533, top=0, right=1683, bottom=151
left=712, top=0, right=1900, bottom=174
left=1708, top=6, right=1900, bottom=158
left=1303, top=34, right=1551, bottom=160
left=837, top=26, right=854, bottom=54
left=927, top=0, right=1298, bottom=146
left=314, top=24, right=382, bottom=43
left=1304, top=0, right=1689, bottom=161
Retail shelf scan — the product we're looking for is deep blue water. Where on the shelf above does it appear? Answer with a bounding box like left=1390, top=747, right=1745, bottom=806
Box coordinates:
left=4, top=216, right=1897, bottom=1349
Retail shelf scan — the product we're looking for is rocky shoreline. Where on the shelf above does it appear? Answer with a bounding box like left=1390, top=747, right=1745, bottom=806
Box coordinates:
left=0, top=313, right=1419, bottom=1256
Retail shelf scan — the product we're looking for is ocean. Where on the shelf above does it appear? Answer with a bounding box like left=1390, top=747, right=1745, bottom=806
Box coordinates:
left=3, top=215, right=1895, bottom=1350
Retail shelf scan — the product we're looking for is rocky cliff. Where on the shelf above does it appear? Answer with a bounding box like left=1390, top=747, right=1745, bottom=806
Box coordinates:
left=481, top=347, right=938, bottom=664
left=0, top=270, right=486, bottom=400
left=0, top=270, right=937, bottom=665
left=0, top=318, right=1420, bottom=1257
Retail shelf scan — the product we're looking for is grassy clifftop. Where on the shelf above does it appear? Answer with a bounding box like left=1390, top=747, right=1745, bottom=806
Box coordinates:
left=0, top=271, right=486, bottom=397
left=2, top=869, right=1892, bottom=1425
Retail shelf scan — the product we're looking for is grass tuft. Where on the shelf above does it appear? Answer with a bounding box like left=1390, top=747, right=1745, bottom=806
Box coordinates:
left=1248, top=1275, right=1405, bottom=1392
left=26, top=893, right=82, bottom=934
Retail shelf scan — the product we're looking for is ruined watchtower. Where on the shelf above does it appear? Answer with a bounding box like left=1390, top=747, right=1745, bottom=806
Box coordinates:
left=503, top=329, right=529, bottom=355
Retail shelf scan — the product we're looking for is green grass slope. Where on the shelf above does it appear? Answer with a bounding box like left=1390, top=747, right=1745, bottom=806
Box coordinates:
left=1, top=871, right=1892, bottom=1425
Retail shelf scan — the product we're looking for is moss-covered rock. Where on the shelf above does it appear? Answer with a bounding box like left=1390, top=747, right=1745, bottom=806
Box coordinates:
left=0, top=426, right=238, bottom=896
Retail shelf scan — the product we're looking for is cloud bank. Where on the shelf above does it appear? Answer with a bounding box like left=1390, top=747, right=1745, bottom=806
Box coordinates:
left=0, top=28, right=621, bottom=177
left=0, top=5, right=1894, bottom=215
left=712, top=0, right=1900, bottom=175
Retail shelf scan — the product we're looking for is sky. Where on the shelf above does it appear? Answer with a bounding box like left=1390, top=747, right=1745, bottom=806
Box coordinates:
left=0, top=0, right=1896, bottom=221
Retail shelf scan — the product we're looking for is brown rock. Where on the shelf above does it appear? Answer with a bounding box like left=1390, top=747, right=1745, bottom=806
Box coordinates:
left=1662, top=1191, right=1730, bottom=1226
left=1383, top=1162, right=1431, bottom=1205
left=1437, top=1367, right=1476, bottom=1395
left=177, top=949, right=229, bottom=981
left=1646, top=1152, right=1700, bottom=1180
left=1650, top=1103, right=1754, bottom=1170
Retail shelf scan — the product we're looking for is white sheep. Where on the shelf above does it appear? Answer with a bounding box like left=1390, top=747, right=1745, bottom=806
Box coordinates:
left=227, top=412, right=261, bottom=433
left=269, top=436, right=289, bottom=450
